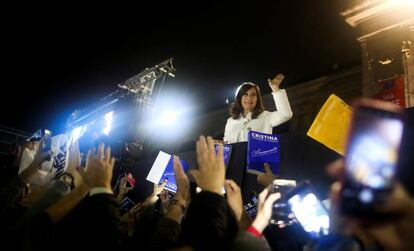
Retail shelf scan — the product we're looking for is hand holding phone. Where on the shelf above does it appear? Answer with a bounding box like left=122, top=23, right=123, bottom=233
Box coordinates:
left=341, top=99, right=404, bottom=217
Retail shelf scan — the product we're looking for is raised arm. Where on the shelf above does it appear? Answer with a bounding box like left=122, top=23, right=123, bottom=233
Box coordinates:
left=267, top=73, right=293, bottom=127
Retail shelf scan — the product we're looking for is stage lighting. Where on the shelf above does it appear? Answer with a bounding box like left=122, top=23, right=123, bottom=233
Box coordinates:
left=65, top=58, right=177, bottom=158
left=71, top=126, right=87, bottom=141
left=103, top=111, right=114, bottom=136
left=391, top=0, right=414, bottom=7
left=159, top=111, right=178, bottom=126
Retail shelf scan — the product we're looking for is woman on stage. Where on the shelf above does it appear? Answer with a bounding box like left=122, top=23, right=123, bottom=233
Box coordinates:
left=223, top=73, right=293, bottom=143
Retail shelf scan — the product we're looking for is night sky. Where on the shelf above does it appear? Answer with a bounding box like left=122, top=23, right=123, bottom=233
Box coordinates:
left=1, top=1, right=361, bottom=134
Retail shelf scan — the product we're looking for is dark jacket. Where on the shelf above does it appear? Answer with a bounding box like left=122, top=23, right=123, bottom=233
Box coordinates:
left=180, top=191, right=239, bottom=251
left=9, top=193, right=120, bottom=251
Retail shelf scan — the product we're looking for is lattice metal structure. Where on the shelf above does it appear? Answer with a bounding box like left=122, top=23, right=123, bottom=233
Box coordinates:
left=118, top=58, right=175, bottom=105
left=66, top=58, right=176, bottom=129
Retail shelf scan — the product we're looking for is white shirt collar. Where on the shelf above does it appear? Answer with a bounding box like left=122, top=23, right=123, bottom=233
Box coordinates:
left=241, top=112, right=252, bottom=119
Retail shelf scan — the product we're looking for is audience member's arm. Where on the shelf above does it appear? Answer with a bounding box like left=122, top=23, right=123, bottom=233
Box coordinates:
left=73, top=144, right=120, bottom=248
left=47, top=143, right=116, bottom=223
left=248, top=187, right=280, bottom=237
left=18, top=138, right=51, bottom=183
left=16, top=140, right=83, bottom=225
left=147, top=156, right=189, bottom=250
left=77, top=144, right=115, bottom=194
left=224, top=179, right=243, bottom=224
left=45, top=182, right=89, bottom=223
left=164, top=156, right=190, bottom=223
left=181, top=136, right=238, bottom=250
left=189, top=136, right=226, bottom=195
left=0, top=139, right=50, bottom=212
left=115, top=175, right=134, bottom=203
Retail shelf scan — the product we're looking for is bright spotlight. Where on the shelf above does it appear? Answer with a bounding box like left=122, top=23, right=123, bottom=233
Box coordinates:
left=71, top=126, right=87, bottom=141
left=149, top=88, right=196, bottom=142
left=103, top=111, right=114, bottom=136
left=394, top=0, right=414, bottom=7
left=159, top=111, right=178, bottom=126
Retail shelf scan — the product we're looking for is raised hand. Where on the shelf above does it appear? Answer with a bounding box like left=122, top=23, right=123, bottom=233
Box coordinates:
left=117, top=175, right=134, bottom=200
left=191, top=135, right=226, bottom=195
left=77, top=144, right=115, bottom=189
left=267, top=73, right=284, bottom=93
left=251, top=187, right=281, bottom=233
left=173, top=156, right=190, bottom=206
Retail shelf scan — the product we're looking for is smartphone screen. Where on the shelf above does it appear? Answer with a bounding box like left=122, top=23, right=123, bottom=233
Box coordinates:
left=125, top=173, right=136, bottom=188
left=286, top=181, right=329, bottom=239
left=43, top=129, right=52, bottom=152
left=342, top=100, right=404, bottom=215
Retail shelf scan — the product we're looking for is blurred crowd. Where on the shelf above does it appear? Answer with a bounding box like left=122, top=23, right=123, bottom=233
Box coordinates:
left=1, top=109, right=413, bottom=251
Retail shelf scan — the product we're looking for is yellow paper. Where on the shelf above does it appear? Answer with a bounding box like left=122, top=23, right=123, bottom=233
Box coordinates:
left=307, top=94, right=351, bottom=155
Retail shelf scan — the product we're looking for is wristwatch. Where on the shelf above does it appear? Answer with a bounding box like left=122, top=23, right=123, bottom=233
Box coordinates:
left=57, top=172, right=75, bottom=190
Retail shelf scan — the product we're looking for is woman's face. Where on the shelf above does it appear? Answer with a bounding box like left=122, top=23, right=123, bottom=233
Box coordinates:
left=241, top=87, right=258, bottom=113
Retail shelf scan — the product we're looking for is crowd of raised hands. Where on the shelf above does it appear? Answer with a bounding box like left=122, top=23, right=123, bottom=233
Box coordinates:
left=1, top=134, right=414, bottom=251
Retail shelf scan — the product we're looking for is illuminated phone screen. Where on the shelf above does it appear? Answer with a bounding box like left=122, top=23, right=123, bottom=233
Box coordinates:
left=43, top=130, right=52, bottom=152
left=345, top=107, right=403, bottom=192
left=287, top=188, right=329, bottom=238
left=126, top=173, right=136, bottom=188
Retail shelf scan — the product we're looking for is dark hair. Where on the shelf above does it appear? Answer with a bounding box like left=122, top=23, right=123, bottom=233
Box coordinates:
left=229, top=82, right=264, bottom=119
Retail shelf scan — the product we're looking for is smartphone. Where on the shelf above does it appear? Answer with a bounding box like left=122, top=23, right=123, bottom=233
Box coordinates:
left=125, top=173, right=136, bottom=188
left=271, top=179, right=296, bottom=226
left=42, top=129, right=52, bottom=151
left=285, top=181, right=330, bottom=239
left=244, top=191, right=258, bottom=219
left=341, top=99, right=404, bottom=217
left=271, top=179, right=296, bottom=194
left=42, top=129, right=52, bottom=161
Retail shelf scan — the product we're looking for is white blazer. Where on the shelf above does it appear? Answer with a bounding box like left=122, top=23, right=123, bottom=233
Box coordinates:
left=223, top=89, right=293, bottom=143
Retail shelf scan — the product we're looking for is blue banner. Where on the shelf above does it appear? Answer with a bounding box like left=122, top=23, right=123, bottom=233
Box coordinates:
left=215, top=143, right=233, bottom=168
left=247, top=130, right=280, bottom=175
left=161, top=157, right=189, bottom=193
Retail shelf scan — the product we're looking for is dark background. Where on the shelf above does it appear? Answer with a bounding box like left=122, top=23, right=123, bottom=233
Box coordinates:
left=0, top=1, right=360, bottom=134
